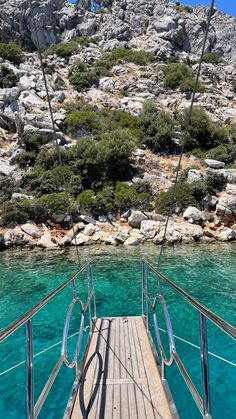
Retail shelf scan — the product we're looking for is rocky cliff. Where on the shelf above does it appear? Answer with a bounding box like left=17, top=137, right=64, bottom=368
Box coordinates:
left=0, top=0, right=235, bottom=250
left=0, top=0, right=236, bottom=64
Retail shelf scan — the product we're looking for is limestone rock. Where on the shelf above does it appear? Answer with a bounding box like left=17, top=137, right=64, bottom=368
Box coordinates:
left=218, top=228, right=236, bottom=241
left=21, top=223, right=41, bottom=239
left=187, top=169, right=203, bottom=183
left=140, top=220, right=160, bottom=239
left=83, top=223, right=96, bottom=236
left=72, top=233, right=91, bottom=246
left=183, top=206, right=203, bottom=223
left=204, top=159, right=225, bottom=169
left=0, top=158, right=17, bottom=176
left=37, top=232, right=58, bottom=249
left=99, top=77, right=115, bottom=92
left=128, top=210, right=148, bottom=228
left=115, top=231, right=130, bottom=243
left=216, top=194, right=236, bottom=216
left=226, top=184, right=236, bottom=195
left=124, top=236, right=140, bottom=246
left=11, top=193, right=34, bottom=201
left=79, top=215, right=96, bottom=225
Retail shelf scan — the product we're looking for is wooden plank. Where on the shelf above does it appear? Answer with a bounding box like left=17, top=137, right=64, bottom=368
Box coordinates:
left=136, top=317, right=173, bottom=419
left=119, top=317, right=127, bottom=379
left=71, top=316, right=175, bottom=419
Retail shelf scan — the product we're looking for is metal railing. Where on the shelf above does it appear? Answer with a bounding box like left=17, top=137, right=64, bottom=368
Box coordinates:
left=0, top=262, right=96, bottom=419
left=141, top=259, right=236, bottom=419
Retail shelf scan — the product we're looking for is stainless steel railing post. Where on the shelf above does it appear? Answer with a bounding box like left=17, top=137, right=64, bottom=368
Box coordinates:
left=26, top=319, right=34, bottom=419
left=199, top=313, right=211, bottom=418
left=145, top=264, right=149, bottom=331
left=141, top=261, right=145, bottom=317
left=87, top=265, right=92, bottom=332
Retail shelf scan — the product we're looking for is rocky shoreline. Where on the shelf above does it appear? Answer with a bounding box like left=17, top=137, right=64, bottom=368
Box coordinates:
left=1, top=204, right=235, bottom=251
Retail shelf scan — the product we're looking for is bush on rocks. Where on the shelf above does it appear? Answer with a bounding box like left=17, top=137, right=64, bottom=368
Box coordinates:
left=155, top=183, right=198, bottom=215
left=0, top=42, right=22, bottom=64
left=69, top=59, right=111, bottom=91
left=44, top=36, right=96, bottom=58
left=0, top=65, right=18, bottom=88
left=179, top=107, right=228, bottom=151
left=202, top=52, right=223, bottom=65
left=139, top=101, right=175, bottom=152
left=160, top=62, right=204, bottom=92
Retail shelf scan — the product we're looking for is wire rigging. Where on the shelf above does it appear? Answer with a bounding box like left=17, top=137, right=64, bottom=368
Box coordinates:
left=156, top=0, right=216, bottom=272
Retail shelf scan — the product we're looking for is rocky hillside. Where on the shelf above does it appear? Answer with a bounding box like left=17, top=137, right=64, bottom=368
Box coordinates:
left=0, top=0, right=235, bottom=250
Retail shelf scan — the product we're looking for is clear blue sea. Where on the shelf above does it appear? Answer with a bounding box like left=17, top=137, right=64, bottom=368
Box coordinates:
left=0, top=243, right=235, bottom=418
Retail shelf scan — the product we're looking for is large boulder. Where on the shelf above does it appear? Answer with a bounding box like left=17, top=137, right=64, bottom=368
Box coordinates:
left=83, top=223, right=96, bottom=236
left=128, top=210, right=148, bottom=228
left=140, top=220, right=161, bottom=239
left=21, top=223, right=41, bottom=239
left=187, top=169, right=203, bottom=183
left=124, top=236, right=140, bottom=246
left=218, top=228, right=236, bottom=242
left=99, top=77, right=115, bottom=92
left=37, top=232, right=58, bottom=249
left=216, top=194, right=236, bottom=217
left=204, top=159, right=225, bottom=169
left=183, top=206, right=203, bottom=223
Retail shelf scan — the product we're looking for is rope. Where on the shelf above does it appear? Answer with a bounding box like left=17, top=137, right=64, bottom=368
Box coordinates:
left=0, top=324, right=234, bottom=378
left=159, top=327, right=236, bottom=367
left=156, top=0, right=215, bottom=272
left=0, top=330, right=80, bottom=377
left=28, top=0, right=82, bottom=271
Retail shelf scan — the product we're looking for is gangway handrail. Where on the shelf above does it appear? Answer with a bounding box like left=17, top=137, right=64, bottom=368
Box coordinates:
left=0, top=262, right=90, bottom=344
left=0, top=262, right=97, bottom=419
left=141, top=258, right=236, bottom=419
left=143, top=259, right=236, bottom=340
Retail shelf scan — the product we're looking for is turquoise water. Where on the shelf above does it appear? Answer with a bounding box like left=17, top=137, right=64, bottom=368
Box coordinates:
left=0, top=243, right=235, bottom=418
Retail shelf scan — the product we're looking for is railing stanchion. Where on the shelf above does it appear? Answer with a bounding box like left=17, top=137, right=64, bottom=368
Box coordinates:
left=141, top=261, right=144, bottom=317
left=26, top=319, right=34, bottom=419
left=87, top=265, right=92, bottom=332
left=199, top=313, right=211, bottom=418
left=144, top=263, right=149, bottom=330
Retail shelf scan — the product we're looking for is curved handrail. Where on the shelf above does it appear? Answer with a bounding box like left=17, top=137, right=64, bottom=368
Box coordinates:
left=0, top=263, right=90, bottom=344
left=143, top=259, right=236, bottom=340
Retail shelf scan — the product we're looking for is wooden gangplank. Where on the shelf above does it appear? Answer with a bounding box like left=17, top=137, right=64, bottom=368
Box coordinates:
left=71, top=316, right=175, bottom=418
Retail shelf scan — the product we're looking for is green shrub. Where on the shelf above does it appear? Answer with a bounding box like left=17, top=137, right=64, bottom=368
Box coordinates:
left=139, top=101, right=175, bottom=152
left=0, top=200, right=31, bottom=226
left=0, top=176, right=18, bottom=205
left=205, top=144, right=236, bottom=164
left=44, top=36, right=96, bottom=58
left=43, top=62, right=55, bottom=75
left=97, top=128, right=137, bottom=180
left=155, top=183, right=198, bottom=215
left=65, top=108, right=101, bottom=136
left=0, top=42, right=22, bottom=64
left=76, top=190, right=96, bottom=215
left=64, top=101, right=141, bottom=139
left=15, top=151, right=37, bottom=168
left=114, top=182, right=152, bottom=212
left=161, top=63, right=191, bottom=89
left=205, top=172, right=226, bottom=194
left=179, top=77, right=205, bottom=93
left=110, top=48, right=156, bottom=65
left=68, top=59, right=104, bottom=91
left=231, top=81, right=236, bottom=93
left=202, top=52, right=223, bottom=65
left=179, top=106, right=228, bottom=151
left=0, top=65, right=18, bottom=88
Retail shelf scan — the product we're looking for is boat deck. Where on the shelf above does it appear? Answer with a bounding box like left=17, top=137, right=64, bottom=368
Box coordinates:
left=71, top=316, right=174, bottom=418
